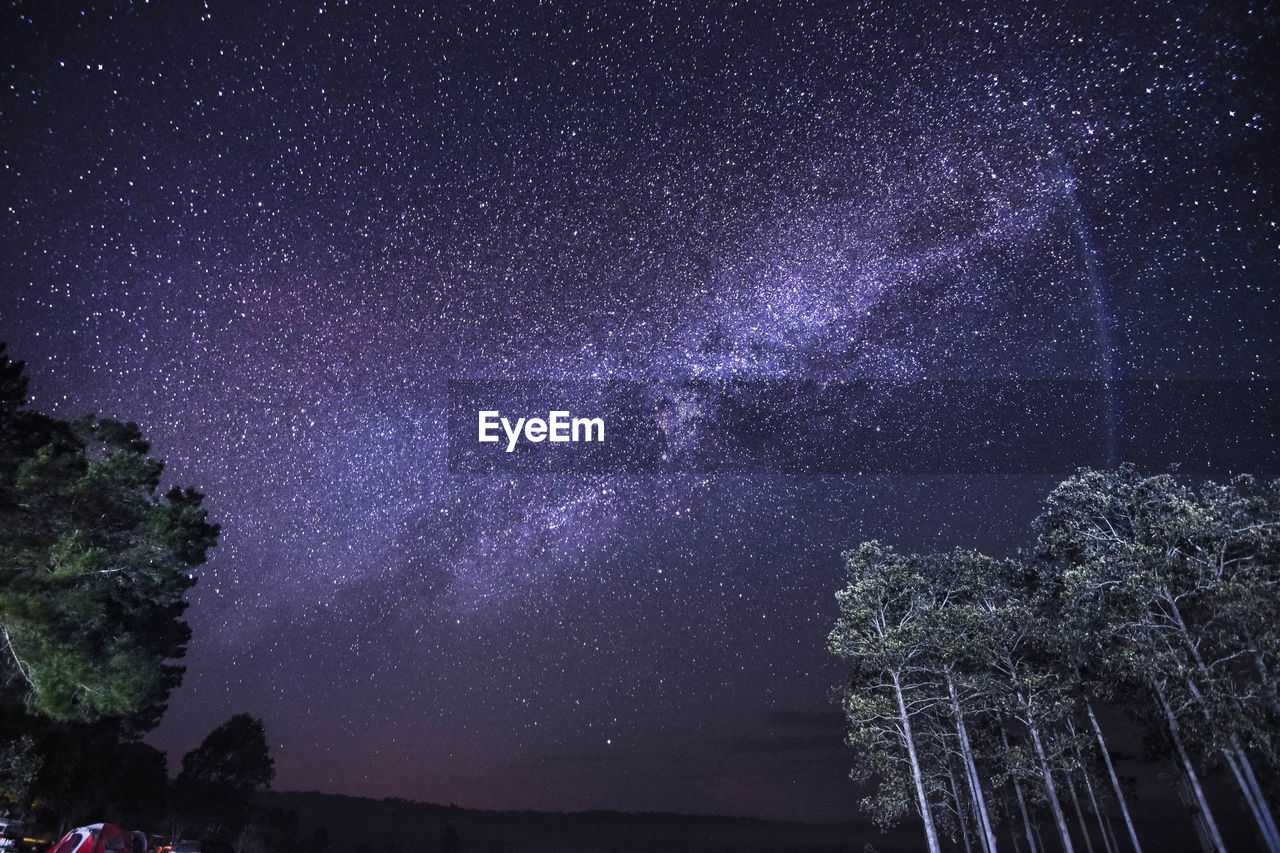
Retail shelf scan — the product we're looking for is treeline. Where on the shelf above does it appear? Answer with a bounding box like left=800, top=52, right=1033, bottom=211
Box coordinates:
left=829, top=466, right=1280, bottom=853
left=4, top=708, right=288, bottom=847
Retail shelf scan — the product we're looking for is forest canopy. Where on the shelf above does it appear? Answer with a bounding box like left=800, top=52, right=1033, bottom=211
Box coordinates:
left=830, top=465, right=1280, bottom=853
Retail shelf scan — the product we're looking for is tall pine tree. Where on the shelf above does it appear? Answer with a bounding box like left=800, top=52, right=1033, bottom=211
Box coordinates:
left=0, top=343, right=218, bottom=808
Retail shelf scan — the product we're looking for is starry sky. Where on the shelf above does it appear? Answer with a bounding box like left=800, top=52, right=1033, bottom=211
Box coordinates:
left=1, top=0, right=1276, bottom=824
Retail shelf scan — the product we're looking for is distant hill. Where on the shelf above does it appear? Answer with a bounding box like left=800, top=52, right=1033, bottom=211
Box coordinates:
left=257, top=790, right=915, bottom=852
left=259, top=789, right=1218, bottom=852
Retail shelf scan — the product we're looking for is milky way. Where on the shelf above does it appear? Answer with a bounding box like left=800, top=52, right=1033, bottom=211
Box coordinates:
left=1, top=1, right=1275, bottom=822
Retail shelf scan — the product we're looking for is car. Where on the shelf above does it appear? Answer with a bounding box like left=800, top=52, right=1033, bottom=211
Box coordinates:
left=0, top=816, right=27, bottom=839
left=0, top=818, right=35, bottom=853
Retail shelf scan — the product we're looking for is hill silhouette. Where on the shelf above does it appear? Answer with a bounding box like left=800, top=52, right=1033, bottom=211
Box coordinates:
left=258, top=790, right=911, bottom=852
left=259, top=789, right=1211, bottom=852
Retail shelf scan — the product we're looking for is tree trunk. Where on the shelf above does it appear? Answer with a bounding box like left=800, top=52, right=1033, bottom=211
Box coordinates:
left=1087, top=703, right=1144, bottom=853
left=1220, top=744, right=1280, bottom=853
left=1067, top=715, right=1115, bottom=853
left=1232, top=741, right=1280, bottom=853
left=1152, top=681, right=1228, bottom=853
left=1003, top=727, right=1040, bottom=853
left=1179, top=671, right=1280, bottom=851
left=949, top=674, right=1000, bottom=853
left=894, top=670, right=943, bottom=853
left=1170, top=601, right=1280, bottom=851
left=949, top=760, right=975, bottom=853
left=1024, top=711, right=1075, bottom=853
left=1078, top=758, right=1118, bottom=853
left=1067, top=776, right=1098, bottom=853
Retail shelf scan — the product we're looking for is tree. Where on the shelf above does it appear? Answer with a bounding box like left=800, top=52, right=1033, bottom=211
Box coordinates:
left=0, top=344, right=218, bottom=725
left=298, top=827, right=329, bottom=853
left=179, top=713, right=275, bottom=793
left=18, top=719, right=169, bottom=829
left=829, top=467, right=1280, bottom=853
left=829, top=541, right=947, bottom=853
left=236, top=806, right=298, bottom=853
left=0, top=343, right=218, bottom=813
left=920, top=549, right=1003, bottom=853
left=978, top=557, right=1079, bottom=853
left=175, top=713, right=275, bottom=835
left=1036, top=466, right=1280, bottom=851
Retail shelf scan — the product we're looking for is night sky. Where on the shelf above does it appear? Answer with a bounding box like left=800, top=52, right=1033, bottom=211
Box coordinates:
left=1, top=0, right=1276, bottom=824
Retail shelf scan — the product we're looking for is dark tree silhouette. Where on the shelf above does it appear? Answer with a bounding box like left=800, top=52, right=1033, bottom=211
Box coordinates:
left=174, top=713, right=275, bottom=836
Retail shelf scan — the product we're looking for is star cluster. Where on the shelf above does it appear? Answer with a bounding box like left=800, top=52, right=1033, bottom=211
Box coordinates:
left=1, top=0, right=1275, bottom=822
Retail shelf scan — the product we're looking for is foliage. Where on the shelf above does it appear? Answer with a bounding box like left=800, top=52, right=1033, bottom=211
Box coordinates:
left=179, top=712, right=275, bottom=793
left=830, top=465, right=1280, bottom=852
left=174, top=713, right=276, bottom=836
left=0, top=344, right=218, bottom=726
left=0, top=343, right=219, bottom=825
